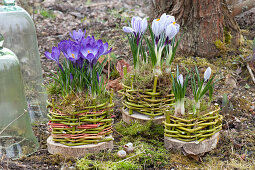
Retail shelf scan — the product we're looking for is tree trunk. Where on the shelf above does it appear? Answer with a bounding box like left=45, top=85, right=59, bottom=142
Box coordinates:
left=151, top=0, right=241, bottom=57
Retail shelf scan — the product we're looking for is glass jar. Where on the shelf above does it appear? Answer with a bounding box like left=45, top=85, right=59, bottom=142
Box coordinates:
left=0, top=35, right=39, bottom=159
left=0, top=0, right=48, bottom=122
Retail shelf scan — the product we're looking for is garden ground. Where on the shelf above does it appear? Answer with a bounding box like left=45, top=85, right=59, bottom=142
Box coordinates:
left=0, top=0, right=255, bottom=169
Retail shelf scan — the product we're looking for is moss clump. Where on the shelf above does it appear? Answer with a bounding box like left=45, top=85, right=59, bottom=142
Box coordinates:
left=49, top=92, right=111, bottom=113
left=224, top=27, right=232, bottom=44
left=76, top=139, right=169, bottom=169
left=123, top=63, right=172, bottom=96
left=114, top=120, right=164, bottom=139
left=214, top=39, right=227, bottom=53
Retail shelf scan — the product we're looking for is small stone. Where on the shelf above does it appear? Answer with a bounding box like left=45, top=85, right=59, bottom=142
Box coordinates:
left=250, top=105, right=255, bottom=110
left=117, top=150, right=126, bottom=158
left=69, top=12, right=83, bottom=18
left=117, top=150, right=126, bottom=157
left=123, top=143, right=134, bottom=153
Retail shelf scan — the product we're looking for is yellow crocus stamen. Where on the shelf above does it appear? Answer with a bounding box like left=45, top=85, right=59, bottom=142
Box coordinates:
left=71, top=54, right=75, bottom=58
left=88, top=50, right=90, bottom=54
left=156, top=18, right=160, bottom=21
left=173, top=22, right=176, bottom=25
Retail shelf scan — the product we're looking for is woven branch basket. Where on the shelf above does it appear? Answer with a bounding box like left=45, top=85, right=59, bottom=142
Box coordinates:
left=47, top=97, right=114, bottom=146
left=118, top=74, right=175, bottom=118
left=164, top=107, right=223, bottom=142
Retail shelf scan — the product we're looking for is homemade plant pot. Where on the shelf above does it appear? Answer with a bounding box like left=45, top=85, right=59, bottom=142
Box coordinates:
left=47, top=98, right=114, bottom=158
left=164, top=107, right=223, bottom=155
left=119, top=75, right=175, bottom=124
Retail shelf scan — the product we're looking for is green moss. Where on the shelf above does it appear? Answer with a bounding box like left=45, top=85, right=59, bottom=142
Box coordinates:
left=224, top=27, right=232, bottom=44
left=50, top=91, right=111, bottom=113
left=76, top=139, right=169, bottom=169
left=114, top=120, right=164, bottom=138
left=214, top=39, right=227, bottom=52
left=40, top=9, right=56, bottom=19
left=123, top=63, right=172, bottom=95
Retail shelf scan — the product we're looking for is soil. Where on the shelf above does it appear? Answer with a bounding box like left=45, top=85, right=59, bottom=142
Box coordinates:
left=1, top=0, right=255, bottom=169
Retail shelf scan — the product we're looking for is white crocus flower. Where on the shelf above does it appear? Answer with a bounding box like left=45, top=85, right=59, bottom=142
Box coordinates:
left=177, top=74, right=184, bottom=87
left=164, top=15, right=176, bottom=29
left=204, top=67, right=211, bottom=82
left=152, top=19, right=161, bottom=40
left=165, top=23, right=178, bottom=40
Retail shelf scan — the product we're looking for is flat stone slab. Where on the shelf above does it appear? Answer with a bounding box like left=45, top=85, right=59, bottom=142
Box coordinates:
left=47, top=135, right=113, bottom=158
left=164, top=132, right=220, bottom=155
left=121, top=107, right=165, bottom=125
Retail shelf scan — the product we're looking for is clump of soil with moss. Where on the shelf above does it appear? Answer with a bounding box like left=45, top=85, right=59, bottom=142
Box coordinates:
left=47, top=84, right=111, bottom=113
left=123, top=63, right=173, bottom=96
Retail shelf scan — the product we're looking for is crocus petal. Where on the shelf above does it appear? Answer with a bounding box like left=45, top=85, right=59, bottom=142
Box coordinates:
left=58, top=40, right=71, bottom=56
left=140, top=18, right=148, bottom=34
left=69, top=29, right=85, bottom=42
left=96, top=45, right=105, bottom=58
left=165, top=23, right=178, bottom=40
left=133, top=17, right=141, bottom=34
left=51, top=47, right=60, bottom=63
left=44, top=51, right=53, bottom=61
left=123, top=26, right=135, bottom=34
left=177, top=74, right=184, bottom=87
left=86, top=53, right=96, bottom=63
left=204, top=67, right=211, bottom=82
left=103, top=47, right=112, bottom=55
left=131, top=16, right=137, bottom=30
left=96, top=39, right=103, bottom=47
left=152, top=19, right=161, bottom=38
left=44, top=46, right=60, bottom=63
left=164, top=15, right=175, bottom=29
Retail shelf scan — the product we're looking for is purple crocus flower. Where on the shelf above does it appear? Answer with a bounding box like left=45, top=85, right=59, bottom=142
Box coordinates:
left=80, top=38, right=112, bottom=68
left=80, top=43, right=101, bottom=66
left=69, top=29, right=85, bottom=42
left=44, top=46, right=64, bottom=72
left=123, top=16, right=147, bottom=45
left=58, top=40, right=80, bottom=62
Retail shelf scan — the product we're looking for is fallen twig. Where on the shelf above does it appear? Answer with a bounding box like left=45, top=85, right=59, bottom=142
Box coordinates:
left=0, top=110, right=27, bottom=136
left=117, top=150, right=145, bottom=163
left=247, top=64, right=255, bottom=84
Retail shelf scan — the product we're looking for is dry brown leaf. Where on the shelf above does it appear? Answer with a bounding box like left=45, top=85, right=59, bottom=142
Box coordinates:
left=106, top=78, right=123, bottom=91
left=116, top=59, right=131, bottom=78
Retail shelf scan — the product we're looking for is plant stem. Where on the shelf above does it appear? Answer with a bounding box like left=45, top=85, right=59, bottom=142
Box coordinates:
left=151, top=75, right=158, bottom=117
left=129, top=74, right=134, bottom=115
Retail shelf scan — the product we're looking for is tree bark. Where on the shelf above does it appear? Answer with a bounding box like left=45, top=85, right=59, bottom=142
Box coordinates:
left=151, top=0, right=241, bottom=57
left=230, top=0, right=255, bottom=17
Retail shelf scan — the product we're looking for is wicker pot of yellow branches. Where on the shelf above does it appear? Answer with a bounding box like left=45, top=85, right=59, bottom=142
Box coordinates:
left=45, top=29, right=114, bottom=157
left=118, top=14, right=180, bottom=124
left=164, top=66, right=223, bottom=155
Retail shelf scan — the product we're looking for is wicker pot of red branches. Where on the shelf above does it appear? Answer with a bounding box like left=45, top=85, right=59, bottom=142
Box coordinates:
left=45, top=29, right=114, bottom=157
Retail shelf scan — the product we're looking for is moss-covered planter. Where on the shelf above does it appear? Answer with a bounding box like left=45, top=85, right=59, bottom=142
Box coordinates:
left=119, top=75, right=175, bottom=124
left=46, top=96, right=114, bottom=156
left=163, top=106, right=223, bottom=154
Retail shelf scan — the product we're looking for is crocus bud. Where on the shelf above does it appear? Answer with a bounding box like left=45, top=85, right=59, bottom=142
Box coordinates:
left=204, top=67, right=211, bottom=82
left=177, top=74, right=184, bottom=86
